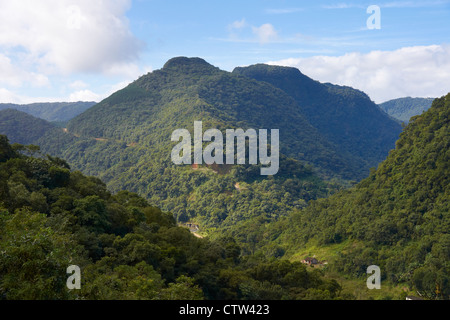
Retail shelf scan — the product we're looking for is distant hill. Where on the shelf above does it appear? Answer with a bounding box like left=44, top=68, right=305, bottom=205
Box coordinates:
left=0, top=101, right=96, bottom=122
left=0, top=109, right=58, bottom=145
left=378, top=97, right=434, bottom=123
left=233, top=64, right=403, bottom=168
left=266, top=94, right=450, bottom=299
left=0, top=108, right=77, bottom=154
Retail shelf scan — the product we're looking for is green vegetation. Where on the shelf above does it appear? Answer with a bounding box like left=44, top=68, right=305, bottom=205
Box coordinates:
left=233, top=64, right=402, bottom=170
left=0, top=135, right=343, bottom=300
left=379, top=97, right=435, bottom=123
left=0, top=57, right=447, bottom=300
left=0, top=109, right=60, bottom=145
left=0, top=101, right=96, bottom=122
left=264, top=94, right=450, bottom=300
left=26, top=57, right=355, bottom=242
left=2, top=59, right=404, bottom=241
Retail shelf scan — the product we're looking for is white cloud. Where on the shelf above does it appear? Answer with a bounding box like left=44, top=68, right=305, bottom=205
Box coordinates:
left=0, top=0, right=142, bottom=76
left=0, top=0, right=148, bottom=104
left=267, top=44, right=450, bottom=103
left=228, top=19, right=247, bottom=31
left=0, top=87, right=65, bottom=104
left=68, top=90, right=101, bottom=102
left=225, top=20, right=280, bottom=44
left=252, top=24, right=279, bottom=44
left=0, top=88, right=22, bottom=103
left=0, top=54, right=50, bottom=88
left=69, top=80, right=88, bottom=90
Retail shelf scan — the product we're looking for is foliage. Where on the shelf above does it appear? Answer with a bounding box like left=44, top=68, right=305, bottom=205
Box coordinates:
left=379, top=97, right=434, bottom=123
left=0, top=101, right=96, bottom=122
left=0, top=109, right=60, bottom=145
left=265, top=94, right=450, bottom=299
left=0, top=135, right=342, bottom=300
left=233, top=63, right=402, bottom=171
left=22, top=57, right=354, bottom=244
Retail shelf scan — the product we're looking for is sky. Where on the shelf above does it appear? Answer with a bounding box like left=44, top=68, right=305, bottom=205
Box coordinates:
left=0, top=0, right=449, bottom=104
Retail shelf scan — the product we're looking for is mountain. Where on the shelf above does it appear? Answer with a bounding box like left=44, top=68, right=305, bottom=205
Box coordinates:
left=0, top=101, right=96, bottom=123
left=378, top=97, right=435, bottom=123
left=0, top=108, right=59, bottom=145
left=65, top=57, right=364, bottom=181
left=0, top=108, right=76, bottom=154
left=29, top=57, right=383, bottom=234
left=265, top=94, right=450, bottom=299
left=0, top=134, right=343, bottom=300
left=233, top=64, right=403, bottom=169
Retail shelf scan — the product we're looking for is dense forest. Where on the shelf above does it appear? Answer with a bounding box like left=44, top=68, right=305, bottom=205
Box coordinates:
left=0, top=57, right=447, bottom=300
left=18, top=57, right=403, bottom=237
left=0, top=101, right=96, bottom=123
left=378, top=97, right=435, bottom=123
left=233, top=64, right=402, bottom=168
left=3, top=57, right=361, bottom=239
left=0, top=109, right=63, bottom=145
left=261, top=94, right=450, bottom=299
left=0, top=135, right=343, bottom=300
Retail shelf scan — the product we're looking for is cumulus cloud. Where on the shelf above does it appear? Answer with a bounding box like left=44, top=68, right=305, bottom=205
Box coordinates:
left=268, top=44, right=450, bottom=103
left=225, top=20, right=279, bottom=44
left=252, top=24, right=279, bottom=44
left=0, top=54, right=50, bottom=88
left=68, top=90, right=101, bottom=102
left=0, top=78, right=134, bottom=104
left=69, top=80, right=89, bottom=90
left=0, top=88, right=64, bottom=104
left=0, top=0, right=143, bottom=76
left=228, top=19, right=248, bottom=31
left=0, top=88, right=22, bottom=103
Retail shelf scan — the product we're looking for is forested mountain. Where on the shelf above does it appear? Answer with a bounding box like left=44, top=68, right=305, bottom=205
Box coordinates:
left=0, top=108, right=77, bottom=155
left=0, top=101, right=96, bottom=122
left=378, top=97, right=435, bottom=123
left=263, top=94, right=450, bottom=299
left=0, top=109, right=60, bottom=145
left=64, top=57, right=364, bottom=181
left=0, top=135, right=343, bottom=300
left=233, top=64, right=402, bottom=169
left=0, top=57, right=447, bottom=301
left=29, top=57, right=377, bottom=233
left=0, top=57, right=408, bottom=249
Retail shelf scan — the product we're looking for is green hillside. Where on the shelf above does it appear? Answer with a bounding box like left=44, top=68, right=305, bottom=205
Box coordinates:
left=65, top=57, right=363, bottom=181
left=233, top=64, right=402, bottom=168
left=0, top=135, right=343, bottom=300
left=0, top=101, right=96, bottom=122
left=266, top=94, right=450, bottom=299
left=379, top=97, right=435, bottom=123
left=33, top=57, right=370, bottom=234
left=0, top=109, right=60, bottom=145
left=0, top=58, right=447, bottom=301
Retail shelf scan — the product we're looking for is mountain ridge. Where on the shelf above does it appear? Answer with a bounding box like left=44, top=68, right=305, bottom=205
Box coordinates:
left=378, top=97, right=435, bottom=123
left=0, top=57, right=406, bottom=242
left=232, top=63, right=402, bottom=168
left=0, top=101, right=96, bottom=122
left=264, top=93, right=450, bottom=299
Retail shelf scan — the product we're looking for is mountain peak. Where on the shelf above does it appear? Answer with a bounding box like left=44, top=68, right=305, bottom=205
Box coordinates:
left=232, top=63, right=320, bottom=94
left=234, top=63, right=305, bottom=78
left=162, top=56, right=218, bottom=73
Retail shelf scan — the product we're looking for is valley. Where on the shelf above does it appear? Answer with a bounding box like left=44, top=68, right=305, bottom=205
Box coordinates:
left=0, top=57, right=448, bottom=300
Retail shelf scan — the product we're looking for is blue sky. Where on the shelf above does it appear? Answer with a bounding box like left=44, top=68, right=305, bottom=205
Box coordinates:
left=1, top=0, right=449, bottom=104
